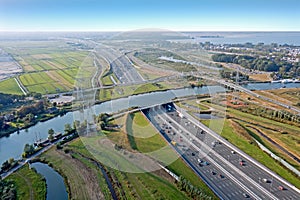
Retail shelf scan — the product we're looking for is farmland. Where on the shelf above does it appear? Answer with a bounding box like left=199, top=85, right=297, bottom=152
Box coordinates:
left=0, top=40, right=92, bottom=94
left=0, top=78, right=23, bottom=95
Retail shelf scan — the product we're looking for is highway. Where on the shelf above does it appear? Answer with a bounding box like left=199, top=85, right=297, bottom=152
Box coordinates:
left=110, top=55, right=144, bottom=84
left=94, top=44, right=144, bottom=84
left=143, top=103, right=300, bottom=200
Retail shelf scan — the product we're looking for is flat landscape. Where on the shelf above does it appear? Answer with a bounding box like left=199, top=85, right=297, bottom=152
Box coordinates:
left=0, top=41, right=91, bottom=94
left=0, top=31, right=300, bottom=200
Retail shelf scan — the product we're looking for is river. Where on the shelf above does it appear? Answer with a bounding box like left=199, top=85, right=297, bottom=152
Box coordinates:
left=0, top=82, right=299, bottom=165
left=31, top=162, right=68, bottom=200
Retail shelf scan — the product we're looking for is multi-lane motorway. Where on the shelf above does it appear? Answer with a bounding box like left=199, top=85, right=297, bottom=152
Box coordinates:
left=110, top=55, right=144, bottom=84
left=94, top=44, right=144, bottom=84
left=143, top=103, right=300, bottom=200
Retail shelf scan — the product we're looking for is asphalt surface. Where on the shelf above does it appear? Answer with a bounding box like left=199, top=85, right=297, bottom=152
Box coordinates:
left=143, top=103, right=300, bottom=200
left=110, top=55, right=144, bottom=84
left=95, top=45, right=144, bottom=84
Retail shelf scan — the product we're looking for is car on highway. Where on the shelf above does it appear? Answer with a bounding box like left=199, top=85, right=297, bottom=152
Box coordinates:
left=262, top=178, right=269, bottom=183
left=278, top=186, right=284, bottom=191
left=243, top=193, right=250, bottom=198
left=203, top=161, right=209, bottom=166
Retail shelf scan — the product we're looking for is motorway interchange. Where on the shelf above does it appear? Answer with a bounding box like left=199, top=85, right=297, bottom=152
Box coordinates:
left=143, top=103, right=300, bottom=200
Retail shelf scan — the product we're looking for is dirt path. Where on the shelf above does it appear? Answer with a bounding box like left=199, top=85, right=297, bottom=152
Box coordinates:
left=16, top=171, right=34, bottom=200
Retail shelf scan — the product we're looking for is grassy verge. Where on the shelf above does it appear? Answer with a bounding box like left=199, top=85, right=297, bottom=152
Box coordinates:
left=98, top=82, right=171, bottom=102
left=7, top=164, right=46, bottom=200
left=227, top=108, right=300, bottom=157
left=129, top=112, right=218, bottom=199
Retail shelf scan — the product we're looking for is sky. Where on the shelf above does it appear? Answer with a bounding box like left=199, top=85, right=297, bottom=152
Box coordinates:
left=0, top=0, right=299, bottom=32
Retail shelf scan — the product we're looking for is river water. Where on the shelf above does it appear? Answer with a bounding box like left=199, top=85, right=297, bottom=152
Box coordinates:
left=0, top=82, right=299, bottom=165
left=31, top=162, right=68, bottom=200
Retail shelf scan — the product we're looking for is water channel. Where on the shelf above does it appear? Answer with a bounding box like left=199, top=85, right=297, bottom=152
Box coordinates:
left=30, top=162, right=68, bottom=200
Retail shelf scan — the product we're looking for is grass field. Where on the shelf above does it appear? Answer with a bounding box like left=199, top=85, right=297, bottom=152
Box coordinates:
left=201, top=98, right=300, bottom=168
left=98, top=82, right=169, bottom=102
left=245, top=125, right=300, bottom=171
left=256, top=88, right=300, bottom=108
left=7, top=164, right=46, bottom=200
left=134, top=48, right=196, bottom=72
left=0, top=78, right=23, bottom=95
left=249, top=73, right=272, bottom=82
left=98, top=80, right=185, bottom=102
left=226, top=108, right=300, bottom=157
left=39, top=147, right=108, bottom=200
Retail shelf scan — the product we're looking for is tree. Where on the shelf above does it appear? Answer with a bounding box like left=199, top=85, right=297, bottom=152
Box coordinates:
left=8, top=158, right=15, bottom=164
left=48, top=128, right=54, bottom=135
left=48, top=128, right=55, bottom=140
left=279, top=66, right=288, bottom=77
left=73, top=120, right=80, bottom=130
left=64, top=123, right=72, bottom=134
left=23, top=143, right=35, bottom=158
left=25, top=113, right=34, bottom=123
left=1, top=160, right=10, bottom=171
left=0, top=117, right=3, bottom=129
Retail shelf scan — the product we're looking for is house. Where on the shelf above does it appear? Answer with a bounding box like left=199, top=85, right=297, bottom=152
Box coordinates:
left=47, top=107, right=58, bottom=114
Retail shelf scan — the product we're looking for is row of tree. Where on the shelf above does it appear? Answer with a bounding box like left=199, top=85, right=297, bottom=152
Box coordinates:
left=236, top=106, right=300, bottom=124
left=1, top=158, right=17, bottom=173
left=176, top=176, right=212, bottom=200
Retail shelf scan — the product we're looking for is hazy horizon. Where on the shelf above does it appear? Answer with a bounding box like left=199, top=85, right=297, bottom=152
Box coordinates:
left=1, top=0, right=299, bottom=32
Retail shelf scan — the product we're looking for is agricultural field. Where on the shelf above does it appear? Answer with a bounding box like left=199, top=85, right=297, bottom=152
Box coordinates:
left=0, top=48, right=22, bottom=81
left=0, top=40, right=92, bottom=94
left=0, top=78, right=23, bottom=95
left=19, top=72, right=67, bottom=94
